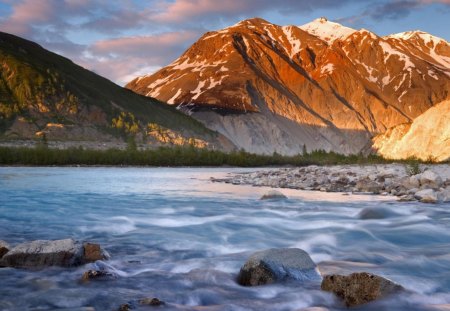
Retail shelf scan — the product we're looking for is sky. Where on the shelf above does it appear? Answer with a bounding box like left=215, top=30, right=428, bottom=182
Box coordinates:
left=0, top=0, right=449, bottom=86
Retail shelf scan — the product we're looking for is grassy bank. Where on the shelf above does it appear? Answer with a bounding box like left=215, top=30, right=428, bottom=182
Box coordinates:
left=0, top=145, right=392, bottom=167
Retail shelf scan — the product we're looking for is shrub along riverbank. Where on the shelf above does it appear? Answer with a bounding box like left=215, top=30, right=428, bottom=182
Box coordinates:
left=0, top=145, right=441, bottom=167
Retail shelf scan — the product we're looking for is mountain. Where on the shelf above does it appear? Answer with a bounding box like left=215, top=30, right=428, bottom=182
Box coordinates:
left=372, top=100, right=450, bottom=162
left=127, top=17, right=450, bottom=155
left=0, top=31, right=232, bottom=150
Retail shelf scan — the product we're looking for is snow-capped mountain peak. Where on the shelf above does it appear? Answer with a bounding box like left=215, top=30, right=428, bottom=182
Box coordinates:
left=299, top=17, right=356, bottom=43
left=387, top=30, right=448, bottom=46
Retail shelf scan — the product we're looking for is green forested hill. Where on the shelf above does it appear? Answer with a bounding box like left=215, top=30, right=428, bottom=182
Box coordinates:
left=0, top=31, right=230, bottom=149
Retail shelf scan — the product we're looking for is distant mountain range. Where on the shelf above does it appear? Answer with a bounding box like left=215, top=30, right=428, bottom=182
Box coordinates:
left=127, top=17, right=450, bottom=158
left=1, top=17, right=448, bottom=160
left=0, top=32, right=232, bottom=150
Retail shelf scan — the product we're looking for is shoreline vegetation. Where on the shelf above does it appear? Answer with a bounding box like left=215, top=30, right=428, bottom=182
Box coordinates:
left=0, top=144, right=446, bottom=167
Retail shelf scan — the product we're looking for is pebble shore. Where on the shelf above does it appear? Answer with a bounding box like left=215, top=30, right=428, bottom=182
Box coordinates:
left=214, top=164, right=450, bottom=203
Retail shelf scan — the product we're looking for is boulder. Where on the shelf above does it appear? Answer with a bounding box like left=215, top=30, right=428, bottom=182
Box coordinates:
left=439, top=188, right=450, bottom=203
left=0, top=239, right=108, bottom=268
left=237, top=248, right=320, bottom=286
left=402, top=175, right=420, bottom=189
left=414, top=189, right=439, bottom=203
left=355, top=179, right=383, bottom=194
left=260, top=190, right=287, bottom=200
left=419, top=170, right=443, bottom=189
left=321, top=272, right=404, bottom=307
left=0, top=240, right=10, bottom=259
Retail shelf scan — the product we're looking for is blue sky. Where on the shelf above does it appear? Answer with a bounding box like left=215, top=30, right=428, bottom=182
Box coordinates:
left=0, top=0, right=449, bottom=85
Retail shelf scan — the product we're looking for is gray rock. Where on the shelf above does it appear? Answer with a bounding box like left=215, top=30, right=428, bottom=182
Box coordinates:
left=237, top=248, right=320, bottom=286
left=439, top=187, right=450, bottom=203
left=0, top=240, right=9, bottom=259
left=398, top=194, right=416, bottom=202
left=419, top=170, right=443, bottom=189
left=402, top=175, right=420, bottom=189
left=355, top=178, right=383, bottom=194
left=0, top=239, right=108, bottom=268
left=260, top=190, right=287, bottom=200
left=321, top=272, right=404, bottom=307
left=414, top=189, right=439, bottom=203
left=407, top=187, right=419, bottom=195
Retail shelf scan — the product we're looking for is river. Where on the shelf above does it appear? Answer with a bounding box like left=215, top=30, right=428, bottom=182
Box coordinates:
left=0, top=167, right=449, bottom=310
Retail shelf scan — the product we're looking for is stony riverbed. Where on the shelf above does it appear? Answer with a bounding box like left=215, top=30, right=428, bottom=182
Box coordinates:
left=213, top=164, right=450, bottom=203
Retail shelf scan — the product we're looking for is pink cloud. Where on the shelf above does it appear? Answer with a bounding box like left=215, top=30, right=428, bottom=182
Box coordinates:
left=0, top=0, right=54, bottom=35
left=91, top=31, right=199, bottom=57
left=84, top=31, right=201, bottom=85
left=153, top=0, right=252, bottom=22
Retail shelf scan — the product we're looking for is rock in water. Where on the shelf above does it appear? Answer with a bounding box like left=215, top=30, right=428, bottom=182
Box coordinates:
left=357, top=207, right=400, bottom=220
left=0, top=240, right=10, bottom=259
left=237, top=248, right=320, bottom=286
left=139, top=298, right=165, bottom=306
left=81, top=269, right=115, bottom=282
left=260, top=190, right=287, bottom=200
left=118, top=304, right=131, bottom=311
left=0, top=239, right=108, bottom=268
left=321, top=272, right=404, bottom=307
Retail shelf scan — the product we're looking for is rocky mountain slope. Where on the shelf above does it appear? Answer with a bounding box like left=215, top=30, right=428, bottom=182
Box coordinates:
left=373, top=100, right=450, bottom=162
left=0, top=32, right=232, bottom=150
left=127, top=17, right=450, bottom=155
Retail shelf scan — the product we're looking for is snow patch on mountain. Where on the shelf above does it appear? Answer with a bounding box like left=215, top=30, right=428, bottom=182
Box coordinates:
left=321, top=63, right=335, bottom=75
left=379, top=41, right=415, bottom=70
left=191, top=80, right=206, bottom=100
left=282, top=26, right=302, bottom=58
left=167, top=89, right=182, bottom=104
left=361, top=63, right=378, bottom=83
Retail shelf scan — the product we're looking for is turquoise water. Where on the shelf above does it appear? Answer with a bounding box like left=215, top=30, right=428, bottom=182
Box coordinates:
left=0, top=167, right=449, bottom=310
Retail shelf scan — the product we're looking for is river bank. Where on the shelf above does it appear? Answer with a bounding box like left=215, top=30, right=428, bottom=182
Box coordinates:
left=213, top=164, right=450, bottom=203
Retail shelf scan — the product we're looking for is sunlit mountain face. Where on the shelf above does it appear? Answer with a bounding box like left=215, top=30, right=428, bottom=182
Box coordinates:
left=127, top=17, right=450, bottom=156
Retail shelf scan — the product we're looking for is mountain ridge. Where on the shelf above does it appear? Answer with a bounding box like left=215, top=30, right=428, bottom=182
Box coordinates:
left=127, top=17, right=450, bottom=155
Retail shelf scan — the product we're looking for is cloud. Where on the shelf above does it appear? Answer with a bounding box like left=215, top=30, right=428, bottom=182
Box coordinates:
left=85, top=31, right=201, bottom=84
left=369, top=0, right=424, bottom=20
left=0, top=0, right=54, bottom=35
left=340, top=0, right=450, bottom=25
left=150, top=0, right=357, bottom=23
left=90, top=31, right=198, bottom=58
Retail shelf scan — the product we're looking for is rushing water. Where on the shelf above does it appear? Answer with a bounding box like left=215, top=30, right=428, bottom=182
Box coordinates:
left=0, top=167, right=449, bottom=311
